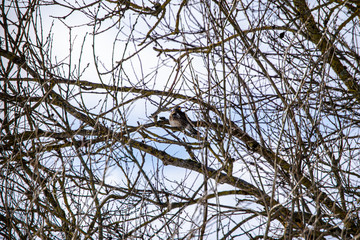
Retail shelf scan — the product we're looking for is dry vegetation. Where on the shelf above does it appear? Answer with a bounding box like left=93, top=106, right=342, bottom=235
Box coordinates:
left=1, top=0, right=360, bottom=239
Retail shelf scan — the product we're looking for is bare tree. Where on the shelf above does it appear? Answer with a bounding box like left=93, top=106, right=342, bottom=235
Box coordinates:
left=1, top=0, right=360, bottom=239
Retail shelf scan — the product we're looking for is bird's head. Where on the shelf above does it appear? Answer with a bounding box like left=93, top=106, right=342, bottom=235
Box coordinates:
left=173, top=106, right=181, bottom=112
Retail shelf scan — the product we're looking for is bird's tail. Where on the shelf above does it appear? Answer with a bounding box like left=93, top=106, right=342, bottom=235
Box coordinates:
left=186, top=124, right=200, bottom=137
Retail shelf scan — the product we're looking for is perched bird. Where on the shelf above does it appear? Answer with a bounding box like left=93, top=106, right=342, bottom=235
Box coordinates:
left=169, top=106, right=198, bottom=135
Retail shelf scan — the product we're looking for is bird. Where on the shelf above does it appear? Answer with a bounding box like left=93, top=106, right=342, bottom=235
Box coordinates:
left=169, top=106, right=199, bottom=136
